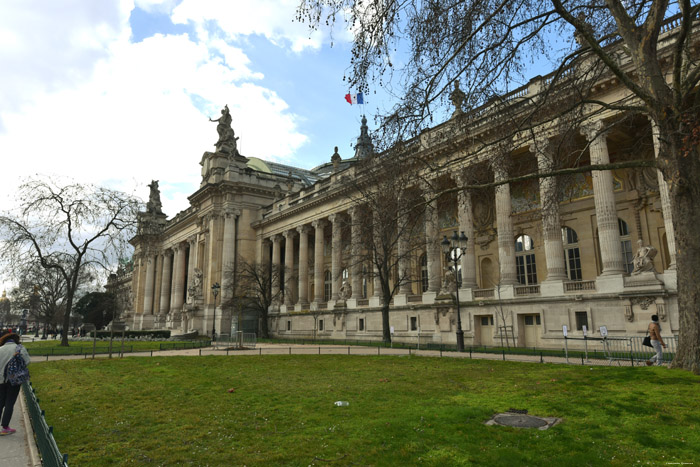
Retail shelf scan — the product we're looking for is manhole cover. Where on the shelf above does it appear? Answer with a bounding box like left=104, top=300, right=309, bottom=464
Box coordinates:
left=493, top=414, right=548, bottom=428
left=484, top=412, right=561, bottom=430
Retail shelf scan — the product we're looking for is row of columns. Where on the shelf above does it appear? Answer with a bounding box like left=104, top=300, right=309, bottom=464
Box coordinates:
left=140, top=240, right=191, bottom=317
left=265, top=119, right=676, bottom=306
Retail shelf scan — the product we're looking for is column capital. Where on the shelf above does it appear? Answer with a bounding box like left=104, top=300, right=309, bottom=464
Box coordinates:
left=223, top=208, right=241, bottom=218
left=270, top=234, right=282, bottom=244
left=311, top=219, right=328, bottom=230
left=283, top=229, right=298, bottom=240
left=328, top=212, right=343, bottom=224
left=580, top=119, right=609, bottom=141
left=297, top=225, right=312, bottom=235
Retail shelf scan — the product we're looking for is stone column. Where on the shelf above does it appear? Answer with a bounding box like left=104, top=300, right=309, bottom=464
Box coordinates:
left=456, top=187, right=478, bottom=288
left=349, top=207, right=363, bottom=299
left=582, top=121, right=625, bottom=275
left=424, top=192, right=442, bottom=292
left=329, top=213, right=343, bottom=300
left=536, top=139, right=568, bottom=281
left=283, top=229, right=297, bottom=306
left=186, top=235, right=198, bottom=302
left=312, top=220, right=327, bottom=303
left=398, top=232, right=413, bottom=294
left=142, top=254, right=156, bottom=315
left=159, top=250, right=173, bottom=315
left=651, top=120, right=676, bottom=269
left=171, top=244, right=187, bottom=311
left=221, top=209, right=239, bottom=301
left=296, top=225, right=311, bottom=307
left=372, top=219, right=382, bottom=299
left=271, top=234, right=282, bottom=302
left=205, top=214, right=221, bottom=304
left=494, top=166, right=518, bottom=285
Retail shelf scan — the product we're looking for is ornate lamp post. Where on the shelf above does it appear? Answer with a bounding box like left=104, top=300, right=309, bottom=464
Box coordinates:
left=441, top=231, right=468, bottom=352
left=211, top=282, right=220, bottom=341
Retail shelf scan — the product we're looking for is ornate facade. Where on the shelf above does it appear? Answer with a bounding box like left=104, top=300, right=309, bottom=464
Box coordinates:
left=127, top=38, right=681, bottom=348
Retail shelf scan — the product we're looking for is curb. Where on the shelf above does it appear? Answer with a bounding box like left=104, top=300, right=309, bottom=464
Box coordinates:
left=20, top=389, right=42, bottom=467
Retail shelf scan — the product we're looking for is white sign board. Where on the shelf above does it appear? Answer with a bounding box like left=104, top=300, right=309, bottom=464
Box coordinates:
left=390, top=326, right=395, bottom=334
left=599, top=326, right=608, bottom=337
left=562, top=325, right=568, bottom=337
left=582, top=325, right=588, bottom=336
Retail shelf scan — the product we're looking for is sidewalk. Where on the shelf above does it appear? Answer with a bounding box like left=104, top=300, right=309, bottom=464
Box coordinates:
left=3, top=388, right=41, bottom=466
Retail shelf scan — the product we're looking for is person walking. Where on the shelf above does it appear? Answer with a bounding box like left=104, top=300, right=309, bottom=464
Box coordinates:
left=0, top=332, right=30, bottom=435
left=646, top=315, right=666, bottom=367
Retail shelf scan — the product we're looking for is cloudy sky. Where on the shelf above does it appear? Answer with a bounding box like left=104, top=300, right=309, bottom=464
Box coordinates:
left=0, top=0, right=374, bottom=217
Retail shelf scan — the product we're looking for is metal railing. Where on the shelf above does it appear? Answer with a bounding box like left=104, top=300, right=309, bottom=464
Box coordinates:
left=22, top=382, right=68, bottom=467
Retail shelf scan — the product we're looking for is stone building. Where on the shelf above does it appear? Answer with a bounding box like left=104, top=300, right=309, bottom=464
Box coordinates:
left=126, top=32, right=680, bottom=348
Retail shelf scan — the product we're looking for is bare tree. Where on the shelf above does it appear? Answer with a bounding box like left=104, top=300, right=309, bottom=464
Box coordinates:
left=0, top=178, right=140, bottom=346
left=299, top=1, right=700, bottom=372
left=341, top=150, right=429, bottom=343
left=221, top=256, right=284, bottom=339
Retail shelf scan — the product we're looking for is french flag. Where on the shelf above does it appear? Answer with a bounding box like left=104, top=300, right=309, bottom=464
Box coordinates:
left=345, top=92, right=364, bottom=105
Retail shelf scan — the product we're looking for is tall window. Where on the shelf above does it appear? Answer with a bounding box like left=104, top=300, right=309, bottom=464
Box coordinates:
left=618, top=219, right=633, bottom=273
left=575, top=311, right=588, bottom=331
left=361, top=265, right=368, bottom=298
left=324, top=270, right=332, bottom=301
left=562, top=227, right=582, bottom=281
left=420, top=254, right=429, bottom=292
left=515, top=234, right=537, bottom=285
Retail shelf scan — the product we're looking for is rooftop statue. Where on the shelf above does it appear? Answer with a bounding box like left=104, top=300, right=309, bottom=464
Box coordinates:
left=209, top=104, right=240, bottom=155
left=449, top=80, right=465, bottom=117
left=146, top=180, right=163, bottom=215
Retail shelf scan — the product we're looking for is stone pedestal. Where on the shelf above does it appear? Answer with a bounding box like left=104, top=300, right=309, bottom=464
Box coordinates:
left=422, top=291, right=437, bottom=305
left=540, top=280, right=564, bottom=297
left=394, top=294, right=409, bottom=306
left=595, top=274, right=625, bottom=294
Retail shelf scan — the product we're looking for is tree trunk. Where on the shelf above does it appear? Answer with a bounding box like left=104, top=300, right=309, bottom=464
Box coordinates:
left=381, top=303, right=391, bottom=343
left=664, top=129, right=700, bottom=374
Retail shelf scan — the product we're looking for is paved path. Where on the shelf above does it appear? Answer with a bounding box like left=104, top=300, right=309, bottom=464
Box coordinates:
left=2, top=389, right=41, bottom=467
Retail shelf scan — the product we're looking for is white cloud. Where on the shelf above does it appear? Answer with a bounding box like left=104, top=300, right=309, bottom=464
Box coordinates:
left=172, top=0, right=325, bottom=52
left=0, top=1, right=309, bottom=218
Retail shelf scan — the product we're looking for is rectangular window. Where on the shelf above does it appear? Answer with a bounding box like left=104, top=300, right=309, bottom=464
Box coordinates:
left=516, top=254, right=538, bottom=285
left=319, top=319, right=324, bottom=331
left=410, top=317, right=418, bottom=331
left=575, top=312, right=588, bottom=331
left=536, top=315, right=541, bottom=325
left=421, top=269, right=429, bottom=293
left=287, top=320, right=291, bottom=331
left=359, top=318, right=365, bottom=331
left=566, top=247, right=582, bottom=281
left=480, top=316, right=491, bottom=326
left=524, top=315, right=534, bottom=326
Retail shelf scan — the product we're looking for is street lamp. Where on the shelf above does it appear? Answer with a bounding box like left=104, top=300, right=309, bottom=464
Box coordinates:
left=211, top=282, right=220, bottom=341
left=441, top=230, right=468, bottom=352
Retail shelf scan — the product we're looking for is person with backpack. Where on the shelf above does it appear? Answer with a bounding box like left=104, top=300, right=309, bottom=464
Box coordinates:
left=0, top=332, right=30, bottom=435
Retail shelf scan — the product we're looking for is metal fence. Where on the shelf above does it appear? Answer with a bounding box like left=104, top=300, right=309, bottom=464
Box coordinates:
left=22, top=381, right=68, bottom=467
left=28, top=339, right=211, bottom=358
left=212, top=332, right=257, bottom=349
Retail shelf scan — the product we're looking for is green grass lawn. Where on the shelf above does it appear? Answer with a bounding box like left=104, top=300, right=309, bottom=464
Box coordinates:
left=30, top=355, right=700, bottom=466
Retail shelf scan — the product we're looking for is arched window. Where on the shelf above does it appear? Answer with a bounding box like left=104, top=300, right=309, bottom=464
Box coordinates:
left=324, top=270, right=332, bottom=301
left=515, top=234, right=537, bottom=285
left=562, top=227, right=582, bottom=281
left=619, top=219, right=634, bottom=273
left=420, top=254, right=429, bottom=292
